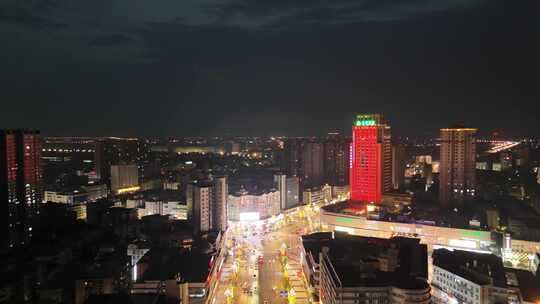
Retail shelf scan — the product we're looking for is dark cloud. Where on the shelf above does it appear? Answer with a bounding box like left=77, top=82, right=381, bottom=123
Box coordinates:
left=90, top=34, right=136, bottom=46
left=207, top=0, right=485, bottom=29
left=0, top=0, right=539, bottom=137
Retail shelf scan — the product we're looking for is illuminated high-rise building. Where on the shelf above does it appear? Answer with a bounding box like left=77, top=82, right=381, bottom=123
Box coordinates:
left=350, top=114, right=392, bottom=203
left=187, top=175, right=228, bottom=234
left=187, top=181, right=213, bottom=234
left=439, top=127, right=477, bottom=206
left=1, top=129, right=43, bottom=250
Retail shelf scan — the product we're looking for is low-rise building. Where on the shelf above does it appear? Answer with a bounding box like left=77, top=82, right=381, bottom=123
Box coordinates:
left=45, top=190, right=87, bottom=205
left=227, top=186, right=280, bottom=221
left=331, top=184, right=349, bottom=200
left=137, top=190, right=188, bottom=220
left=303, top=184, right=332, bottom=205
left=431, top=248, right=521, bottom=304
left=300, top=232, right=430, bottom=304
left=110, top=164, right=139, bottom=194
left=82, top=184, right=109, bottom=201
left=132, top=248, right=213, bottom=304
left=74, top=251, right=130, bottom=304
left=44, top=190, right=89, bottom=220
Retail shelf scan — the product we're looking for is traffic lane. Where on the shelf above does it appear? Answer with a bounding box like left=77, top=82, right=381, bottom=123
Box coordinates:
left=260, top=228, right=295, bottom=304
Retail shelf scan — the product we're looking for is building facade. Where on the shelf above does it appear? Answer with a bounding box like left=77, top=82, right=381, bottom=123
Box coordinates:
left=1, top=129, right=43, bottom=250
left=282, top=138, right=303, bottom=178
left=274, top=173, right=287, bottom=210
left=110, top=164, right=139, bottom=194
left=138, top=200, right=187, bottom=220
left=350, top=114, right=392, bottom=203
left=187, top=182, right=213, bottom=234
left=302, top=141, right=325, bottom=188
left=227, top=187, right=280, bottom=221
left=323, top=134, right=350, bottom=187
left=392, top=144, right=406, bottom=190
left=303, top=185, right=332, bottom=205
left=439, top=127, right=477, bottom=206
left=286, top=176, right=300, bottom=209
left=212, top=176, right=228, bottom=231
left=431, top=249, right=520, bottom=304
left=301, top=233, right=430, bottom=304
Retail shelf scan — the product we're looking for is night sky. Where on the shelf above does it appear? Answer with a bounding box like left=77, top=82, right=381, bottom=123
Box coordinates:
left=1, top=0, right=539, bottom=137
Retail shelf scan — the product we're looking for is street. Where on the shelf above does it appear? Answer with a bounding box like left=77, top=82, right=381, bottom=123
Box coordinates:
left=210, top=205, right=320, bottom=304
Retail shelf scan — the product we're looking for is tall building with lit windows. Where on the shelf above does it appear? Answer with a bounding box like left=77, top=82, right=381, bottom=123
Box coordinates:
left=212, top=175, right=228, bottom=231
left=439, top=126, right=477, bottom=206
left=350, top=114, right=392, bottom=203
left=187, top=176, right=229, bottom=234
left=323, top=133, right=350, bottom=187
left=1, top=129, right=43, bottom=251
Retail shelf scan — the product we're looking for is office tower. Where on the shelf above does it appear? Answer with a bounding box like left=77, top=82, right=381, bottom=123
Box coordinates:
left=110, top=164, right=139, bottom=194
left=439, top=127, right=477, bottom=206
left=282, top=138, right=303, bottom=178
left=212, top=176, right=228, bottom=231
left=302, top=141, right=324, bottom=187
left=350, top=114, right=392, bottom=203
left=286, top=176, right=300, bottom=209
left=323, top=134, right=350, bottom=186
left=392, top=144, right=406, bottom=190
left=274, top=173, right=287, bottom=210
left=1, top=129, right=43, bottom=250
left=187, top=182, right=213, bottom=234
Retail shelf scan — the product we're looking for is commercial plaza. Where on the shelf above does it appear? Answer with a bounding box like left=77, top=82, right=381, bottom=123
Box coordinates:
left=320, top=201, right=540, bottom=274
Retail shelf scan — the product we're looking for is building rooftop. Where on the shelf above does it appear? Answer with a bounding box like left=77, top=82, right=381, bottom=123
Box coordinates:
left=513, top=266, right=540, bottom=303
left=136, top=248, right=212, bottom=283
left=230, top=184, right=277, bottom=197
left=321, top=199, right=492, bottom=231
left=302, top=232, right=428, bottom=289
left=432, top=248, right=506, bottom=287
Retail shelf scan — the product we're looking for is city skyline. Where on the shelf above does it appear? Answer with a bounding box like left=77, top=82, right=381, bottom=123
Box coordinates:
left=2, top=0, right=540, bottom=303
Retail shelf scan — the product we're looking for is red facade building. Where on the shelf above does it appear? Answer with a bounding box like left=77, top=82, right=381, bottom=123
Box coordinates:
left=350, top=115, right=392, bottom=203
left=1, top=129, right=42, bottom=250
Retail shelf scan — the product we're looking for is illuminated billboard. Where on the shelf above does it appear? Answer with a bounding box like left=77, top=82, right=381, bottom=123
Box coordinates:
left=239, top=212, right=260, bottom=222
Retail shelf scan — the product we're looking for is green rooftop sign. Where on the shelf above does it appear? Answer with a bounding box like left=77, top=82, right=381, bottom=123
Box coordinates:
left=461, top=230, right=486, bottom=238
left=354, top=114, right=380, bottom=127
left=355, top=119, right=376, bottom=126
left=336, top=217, right=354, bottom=224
